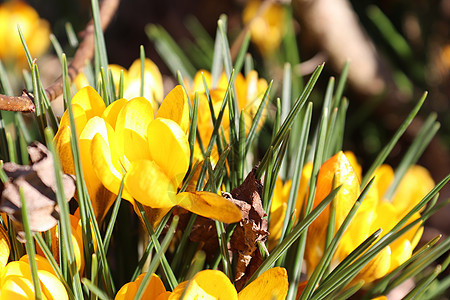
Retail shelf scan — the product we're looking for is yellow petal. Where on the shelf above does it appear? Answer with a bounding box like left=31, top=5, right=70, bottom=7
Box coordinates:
left=115, top=97, right=153, bottom=170
left=389, top=239, right=412, bottom=272
left=336, top=209, right=376, bottom=259
left=0, top=275, right=36, bottom=300
left=177, top=191, right=242, bottom=223
left=127, top=58, right=164, bottom=105
left=135, top=273, right=167, bottom=299
left=71, top=86, right=106, bottom=119
left=344, top=151, right=362, bottom=181
left=132, top=202, right=172, bottom=228
left=125, top=160, right=177, bottom=208
left=305, top=152, right=360, bottom=271
left=169, top=270, right=238, bottom=300
left=156, top=85, right=190, bottom=133
left=115, top=273, right=166, bottom=300
left=373, top=165, right=394, bottom=201
left=191, top=70, right=212, bottom=93
left=54, top=104, right=88, bottom=175
left=147, top=118, right=189, bottom=187
left=392, top=165, right=435, bottom=214
left=19, top=255, right=54, bottom=275
left=80, top=117, right=119, bottom=222
left=101, top=98, right=128, bottom=129
left=238, top=267, right=288, bottom=300
left=91, top=133, right=133, bottom=201
left=0, top=225, right=10, bottom=269
left=37, top=270, right=68, bottom=300
left=356, top=246, right=391, bottom=283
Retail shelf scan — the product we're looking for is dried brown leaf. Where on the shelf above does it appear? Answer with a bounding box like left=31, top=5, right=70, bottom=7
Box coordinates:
left=229, top=168, right=268, bottom=291
left=0, top=142, right=75, bottom=241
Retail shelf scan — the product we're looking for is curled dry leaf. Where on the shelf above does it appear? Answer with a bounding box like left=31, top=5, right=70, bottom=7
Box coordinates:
left=228, top=168, right=268, bottom=291
left=0, top=142, right=75, bottom=241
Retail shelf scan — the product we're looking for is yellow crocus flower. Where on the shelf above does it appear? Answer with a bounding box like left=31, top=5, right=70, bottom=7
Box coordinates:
left=302, top=152, right=434, bottom=283
left=187, top=70, right=268, bottom=161
left=117, top=268, right=288, bottom=300
left=242, top=0, right=286, bottom=56
left=54, top=86, right=242, bottom=226
left=75, top=58, right=164, bottom=115
left=0, top=255, right=68, bottom=300
left=0, top=0, right=50, bottom=67
left=115, top=273, right=170, bottom=300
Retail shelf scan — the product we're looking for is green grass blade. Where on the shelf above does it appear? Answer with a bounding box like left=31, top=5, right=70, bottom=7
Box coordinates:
left=146, top=24, right=196, bottom=80
left=20, top=188, right=43, bottom=300
left=246, top=185, right=341, bottom=286
left=361, top=92, right=427, bottom=187
left=82, top=278, right=110, bottom=300
left=384, top=114, right=439, bottom=200
left=134, top=216, right=179, bottom=300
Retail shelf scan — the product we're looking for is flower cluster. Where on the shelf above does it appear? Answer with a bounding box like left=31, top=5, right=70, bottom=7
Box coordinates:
left=54, top=85, right=242, bottom=225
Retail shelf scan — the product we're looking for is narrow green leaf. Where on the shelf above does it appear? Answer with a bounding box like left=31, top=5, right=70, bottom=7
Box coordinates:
left=20, top=188, right=43, bottom=300
left=135, top=216, right=179, bottom=300
left=246, top=185, right=341, bottom=286
left=361, top=92, right=427, bottom=187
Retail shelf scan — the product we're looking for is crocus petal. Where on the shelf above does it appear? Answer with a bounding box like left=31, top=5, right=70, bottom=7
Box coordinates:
left=0, top=225, right=10, bottom=269
left=115, top=273, right=166, bottom=300
left=156, top=85, right=190, bottom=133
left=176, top=191, right=242, bottom=223
left=356, top=246, right=391, bottom=283
left=392, top=165, right=435, bottom=214
left=71, top=86, right=106, bottom=119
left=126, top=58, right=164, bottom=105
left=306, top=152, right=360, bottom=271
left=54, top=104, right=88, bottom=175
left=169, top=270, right=238, bottom=300
left=101, top=98, right=128, bottom=130
left=91, top=133, right=133, bottom=201
left=373, top=165, right=394, bottom=201
left=238, top=267, right=288, bottom=300
left=147, top=118, right=189, bottom=187
left=80, top=117, right=119, bottom=222
left=125, top=160, right=177, bottom=208
left=132, top=202, right=172, bottom=228
left=192, top=70, right=212, bottom=92
left=336, top=210, right=376, bottom=259
left=389, top=239, right=412, bottom=272
left=115, top=97, right=153, bottom=170
left=0, top=275, right=35, bottom=299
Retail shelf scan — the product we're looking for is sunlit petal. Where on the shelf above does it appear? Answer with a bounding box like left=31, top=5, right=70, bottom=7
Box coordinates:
left=156, top=85, right=190, bottom=133
left=177, top=191, right=242, bottom=223
left=389, top=239, right=412, bottom=272
left=169, top=270, right=238, bottom=300
left=54, top=104, right=88, bottom=175
left=115, top=273, right=166, bottom=300
left=147, top=118, right=189, bottom=187
left=125, top=160, right=177, bottom=208
left=101, top=98, right=128, bottom=129
left=0, top=225, right=10, bottom=269
left=392, top=165, right=435, bottom=214
left=237, top=267, right=288, bottom=300
left=356, top=246, right=391, bottom=282
left=115, top=97, right=153, bottom=169
left=71, top=86, right=106, bottom=119
left=91, top=133, right=133, bottom=201
left=80, top=117, right=119, bottom=222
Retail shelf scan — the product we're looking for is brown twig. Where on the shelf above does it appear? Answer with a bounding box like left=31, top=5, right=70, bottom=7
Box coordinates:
left=0, top=0, right=120, bottom=113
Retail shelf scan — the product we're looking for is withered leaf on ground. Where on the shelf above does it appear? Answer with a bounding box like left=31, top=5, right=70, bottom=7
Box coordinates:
left=228, top=168, right=268, bottom=291
left=0, top=142, right=75, bottom=241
